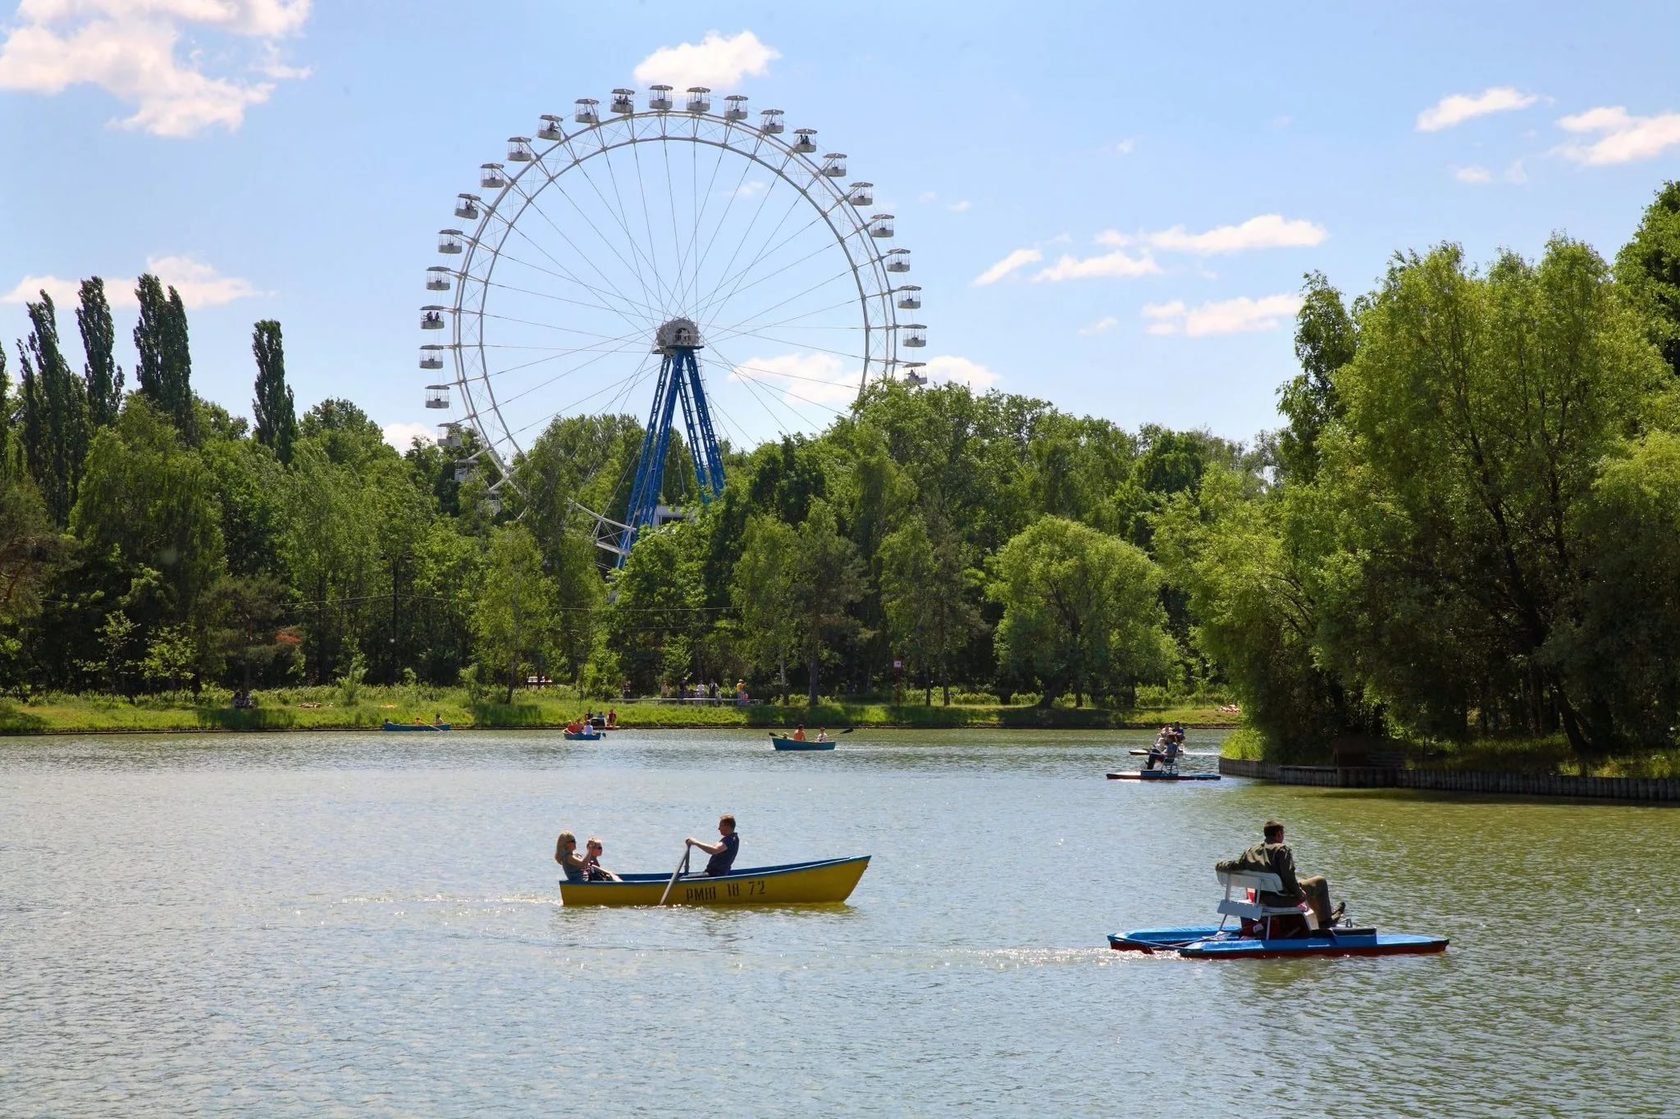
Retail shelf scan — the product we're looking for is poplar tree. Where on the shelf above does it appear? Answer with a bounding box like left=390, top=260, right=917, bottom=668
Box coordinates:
left=133, top=274, right=197, bottom=445
left=19, top=293, right=89, bottom=525
left=77, top=277, right=123, bottom=428
left=0, top=344, right=10, bottom=469
left=251, top=319, right=296, bottom=464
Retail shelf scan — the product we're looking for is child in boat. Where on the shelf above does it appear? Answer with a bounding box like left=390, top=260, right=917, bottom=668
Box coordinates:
left=685, top=814, right=740, bottom=876
left=581, top=836, right=620, bottom=882
left=555, top=832, right=588, bottom=881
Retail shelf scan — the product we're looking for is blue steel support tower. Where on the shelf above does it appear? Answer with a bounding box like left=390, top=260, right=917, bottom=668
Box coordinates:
left=620, top=318, right=726, bottom=566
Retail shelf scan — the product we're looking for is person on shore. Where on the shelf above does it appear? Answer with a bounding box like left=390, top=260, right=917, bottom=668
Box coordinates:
left=581, top=836, right=620, bottom=882
left=1216, top=819, right=1336, bottom=929
left=685, top=814, right=740, bottom=877
left=606, top=707, right=618, bottom=728
left=555, top=831, right=588, bottom=881
left=792, top=725, right=806, bottom=742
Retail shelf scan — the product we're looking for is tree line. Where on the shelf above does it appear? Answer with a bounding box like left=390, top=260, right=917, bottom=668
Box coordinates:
left=4, top=181, right=1679, bottom=762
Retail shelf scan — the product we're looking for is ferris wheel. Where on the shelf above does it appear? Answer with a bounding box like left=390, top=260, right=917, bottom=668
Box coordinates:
left=419, top=86, right=927, bottom=562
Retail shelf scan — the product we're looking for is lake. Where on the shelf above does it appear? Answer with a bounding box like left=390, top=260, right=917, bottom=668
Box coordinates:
left=2, top=729, right=1674, bottom=1117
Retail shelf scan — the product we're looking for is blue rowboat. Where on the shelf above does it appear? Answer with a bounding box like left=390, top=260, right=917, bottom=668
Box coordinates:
left=382, top=721, right=451, bottom=732
left=559, top=855, right=870, bottom=907
left=1107, top=771, right=1220, bottom=781
left=1107, top=869, right=1447, bottom=959
left=563, top=729, right=602, bottom=741
left=771, top=735, right=835, bottom=751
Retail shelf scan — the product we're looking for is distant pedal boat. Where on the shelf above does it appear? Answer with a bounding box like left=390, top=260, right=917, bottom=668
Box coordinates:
left=382, top=721, right=451, bottom=732
left=563, top=729, right=603, bottom=741
left=771, top=735, right=835, bottom=751
left=1107, top=770, right=1220, bottom=781
left=559, top=855, right=870, bottom=907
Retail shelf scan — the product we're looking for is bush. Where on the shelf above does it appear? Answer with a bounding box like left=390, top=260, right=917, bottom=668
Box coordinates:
left=951, top=691, right=999, bottom=705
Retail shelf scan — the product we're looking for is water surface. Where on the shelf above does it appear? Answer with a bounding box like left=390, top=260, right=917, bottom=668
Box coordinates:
left=2, top=729, right=1673, bottom=1116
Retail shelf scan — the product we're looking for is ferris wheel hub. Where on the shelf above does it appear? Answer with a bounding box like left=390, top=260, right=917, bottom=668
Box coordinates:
left=654, top=317, right=703, bottom=353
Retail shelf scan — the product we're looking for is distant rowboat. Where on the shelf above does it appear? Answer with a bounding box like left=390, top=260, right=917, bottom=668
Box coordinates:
left=559, top=855, right=870, bottom=907
left=1107, top=771, right=1221, bottom=781
left=382, top=721, right=451, bottom=732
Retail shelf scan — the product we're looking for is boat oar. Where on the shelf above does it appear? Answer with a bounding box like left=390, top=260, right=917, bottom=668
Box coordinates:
left=658, top=846, right=691, bottom=906
left=840, top=727, right=856, bottom=734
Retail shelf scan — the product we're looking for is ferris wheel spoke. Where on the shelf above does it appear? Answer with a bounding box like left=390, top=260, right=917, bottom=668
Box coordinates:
left=695, top=196, right=853, bottom=324
left=688, top=148, right=806, bottom=323
left=708, top=337, right=856, bottom=427
left=492, top=200, right=659, bottom=339
left=505, top=175, right=666, bottom=334
left=707, top=271, right=870, bottom=343
left=544, top=135, right=673, bottom=324
left=699, top=235, right=858, bottom=329
left=622, top=126, right=678, bottom=315
left=691, top=185, right=811, bottom=323
left=677, top=137, right=751, bottom=314
left=481, top=272, right=667, bottom=325
left=507, top=358, right=659, bottom=438
left=684, top=143, right=785, bottom=303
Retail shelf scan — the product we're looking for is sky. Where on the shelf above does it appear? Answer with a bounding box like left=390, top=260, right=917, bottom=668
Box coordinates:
left=2, top=0, right=1678, bottom=457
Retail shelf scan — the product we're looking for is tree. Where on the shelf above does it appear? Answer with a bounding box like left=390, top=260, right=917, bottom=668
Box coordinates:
left=1276, top=271, right=1357, bottom=482
left=786, top=501, right=866, bottom=704
left=280, top=439, right=380, bottom=682
left=987, top=516, right=1174, bottom=707
left=77, top=277, right=123, bottom=429
left=1317, top=240, right=1669, bottom=754
left=18, top=292, right=89, bottom=526
left=731, top=515, right=801, bottom=702
left=133, top=274, right=196, bottom=444
left=472, top=523, right=558, bottom=703
left=297, top=397, right=387, bottom=468
left=1615, top=180, right=1680, bottom=378
left=879, top=512, right=983, bottom=704
left=251, top=319, right=297, bottom=464
left=606, top=521, right=709, bottom=693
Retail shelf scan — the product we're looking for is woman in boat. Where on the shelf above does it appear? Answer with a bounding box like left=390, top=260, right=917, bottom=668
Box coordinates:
left=792, top=725, right=806, bottom=742
left=555, top=831, right=588, bottom=881
left=581, top=836, right=620, bottom=882
left=685, top=814, right=740, bottom=876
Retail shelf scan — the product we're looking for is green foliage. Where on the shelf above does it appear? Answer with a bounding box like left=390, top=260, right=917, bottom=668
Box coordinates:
left=880, top=511, right=982, bottom=704
left=132, top=274, right=197, bottom=445
left=251, top=319, right=296, bottom=464
left=76, top=278, right=122, bottom=430
left=987, top=515, right=1174, bottom=708
left=1615, top=180, right=1680, bottom=378
left=472, top=523, right=559, bottom=703
left=18, top=290, right=89, bottom=526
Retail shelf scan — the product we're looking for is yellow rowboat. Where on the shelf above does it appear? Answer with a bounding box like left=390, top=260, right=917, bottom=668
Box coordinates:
left=559, top=855, right=870, bottom=907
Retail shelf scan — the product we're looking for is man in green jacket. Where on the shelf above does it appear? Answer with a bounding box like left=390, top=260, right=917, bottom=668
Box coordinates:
left=1216, top=819, right=1336, bottom=929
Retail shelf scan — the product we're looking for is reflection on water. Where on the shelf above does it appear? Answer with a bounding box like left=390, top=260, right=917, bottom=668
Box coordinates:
left=2, top=729, right=1675, bottom=1116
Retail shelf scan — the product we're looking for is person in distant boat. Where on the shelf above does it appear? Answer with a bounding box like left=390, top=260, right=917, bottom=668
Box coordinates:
left=685, top=814, right=739, bottom=876
left=581, top=836, right=620, bottom=882
left=815, top=728, right=830, bottom=742
left=1216, top=819, right=1336, bottom=929
left=555, top=831, right=588, bottom=882
left=792, top=725, right=806, bottom=742
left=566, top=719, right=583, bottom=734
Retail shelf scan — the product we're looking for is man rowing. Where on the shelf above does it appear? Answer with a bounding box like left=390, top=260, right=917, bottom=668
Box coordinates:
left=684, top=814, right=740, bottom=877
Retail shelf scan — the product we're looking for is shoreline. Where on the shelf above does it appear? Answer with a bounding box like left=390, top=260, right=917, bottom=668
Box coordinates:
left=1, top=720, right=1244, bottom=737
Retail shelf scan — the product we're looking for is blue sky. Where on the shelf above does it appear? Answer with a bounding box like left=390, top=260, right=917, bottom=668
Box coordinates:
left=2, top=1, right=1678, bottom=455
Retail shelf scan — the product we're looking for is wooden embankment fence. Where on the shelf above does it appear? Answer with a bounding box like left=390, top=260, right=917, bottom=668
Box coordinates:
left=1218, top=758, right=1680, bottom=803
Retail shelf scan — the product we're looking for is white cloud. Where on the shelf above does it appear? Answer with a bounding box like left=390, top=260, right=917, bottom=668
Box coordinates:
left=918, top=190, right=938, bottom=204
left=731, top=179, right=767, bottom=199
left=1114, top=138, right=1135, bottom=155
left=1454, top=165, right=1493, bottom=184
left=382, top=422, right=435, bottom=452
left=919, top=354, right=1001, bottom=391
left=632, top=30, right=779, bottom=89
left=1142, top=293, right=1302, bottom=337
left=972, top=247, right=1042, bottom=286
left=2, top=254, right=261, bottom=308
left=1078, top=316, right=1119, bottom=336
left=727, top=351, right=860, bottom=405
left=1556, top=105, right=1680, bottom=165
left=946, top=199, right=971, bottom=214
left=1142, top=214, right=1327, bottom=254
left=1416, top=86, right=1540, bottom=132
left=0, top=1, right=311, bottom=137
left=1032, top=248, right=1159, bottom=282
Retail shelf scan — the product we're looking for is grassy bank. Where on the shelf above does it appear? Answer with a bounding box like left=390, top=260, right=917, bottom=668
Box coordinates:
left=0, top=686, right=1236, bottom=736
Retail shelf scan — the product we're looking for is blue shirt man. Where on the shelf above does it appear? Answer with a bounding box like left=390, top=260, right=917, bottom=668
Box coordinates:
left=686, top=814, right=740, bottom=876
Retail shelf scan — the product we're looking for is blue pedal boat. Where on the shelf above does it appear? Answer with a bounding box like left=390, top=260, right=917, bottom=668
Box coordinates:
left=1107, top=770, right=1221, bottom=781
left=1108, top=870, right=1448, bottom=959
left=382, top=721, right=451, bottom=732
